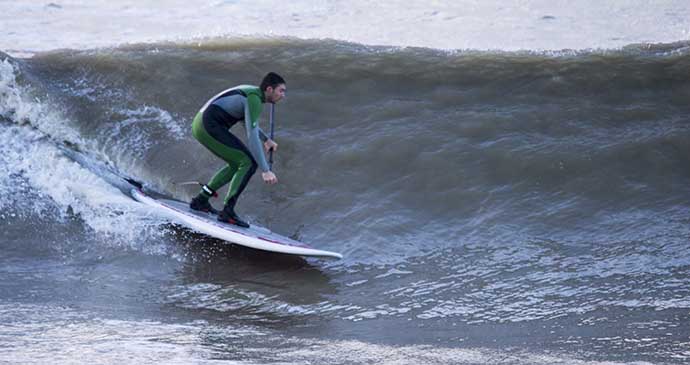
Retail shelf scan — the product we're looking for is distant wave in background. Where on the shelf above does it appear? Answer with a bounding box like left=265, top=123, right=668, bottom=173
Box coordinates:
left=2, top=0, right=690, bottom=56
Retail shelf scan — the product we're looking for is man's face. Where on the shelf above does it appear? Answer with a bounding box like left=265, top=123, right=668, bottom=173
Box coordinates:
left=267, top=84, right=286, bottom=104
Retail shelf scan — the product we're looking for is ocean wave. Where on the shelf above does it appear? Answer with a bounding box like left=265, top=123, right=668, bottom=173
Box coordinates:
left=2, top=40, right=690, bottom=259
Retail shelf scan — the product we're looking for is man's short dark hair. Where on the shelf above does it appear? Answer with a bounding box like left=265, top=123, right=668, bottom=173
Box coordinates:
left=260, top=72, right=286, bottom=91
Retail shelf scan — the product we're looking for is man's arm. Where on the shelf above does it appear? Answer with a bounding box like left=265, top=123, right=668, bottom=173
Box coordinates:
left=258, top=128, right=269, bottom=142
left=244, top=95, right=271, bottom=172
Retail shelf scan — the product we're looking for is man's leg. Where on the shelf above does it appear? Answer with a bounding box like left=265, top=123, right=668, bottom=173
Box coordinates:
left=191, top=112, right=257, bottom=227
left=190, top=112, right=243, bottom=213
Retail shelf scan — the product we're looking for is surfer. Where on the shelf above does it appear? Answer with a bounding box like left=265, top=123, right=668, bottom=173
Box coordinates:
left=189, top=72, right=286, bottom=228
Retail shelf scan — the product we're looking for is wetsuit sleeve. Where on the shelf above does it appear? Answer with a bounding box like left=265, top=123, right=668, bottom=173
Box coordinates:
left=244, top=94, right=271, bottom=172
left=258, top=128, right=269, bottom=142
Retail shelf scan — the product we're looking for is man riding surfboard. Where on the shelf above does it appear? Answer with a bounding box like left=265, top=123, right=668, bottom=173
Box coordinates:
left=189, top=72, right=286, bottom=228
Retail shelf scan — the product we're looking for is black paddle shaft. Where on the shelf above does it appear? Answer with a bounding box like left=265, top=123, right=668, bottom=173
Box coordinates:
left=269, top=103, right=275, bottom=168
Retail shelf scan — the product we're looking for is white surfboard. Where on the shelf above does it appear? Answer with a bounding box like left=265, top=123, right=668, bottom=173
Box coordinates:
left=131, top=188, right=343, bottom=259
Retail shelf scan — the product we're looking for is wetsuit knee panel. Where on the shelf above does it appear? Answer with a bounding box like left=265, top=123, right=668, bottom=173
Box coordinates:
left=237, top=154, right=256, bottom=171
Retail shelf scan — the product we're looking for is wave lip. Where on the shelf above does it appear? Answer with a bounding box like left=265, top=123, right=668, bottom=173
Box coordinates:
left=0, top=54, right=176, bottom=255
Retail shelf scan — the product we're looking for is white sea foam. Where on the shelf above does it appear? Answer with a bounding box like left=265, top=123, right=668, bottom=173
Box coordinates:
left=0, top=304, right=262, bottom=365
left=272, top=337, right=653, bottom=365
left=0, top=58, right=172, bottom=253
left=0, top=0, right=689, bottom=57
left=0, top=59, right=81, bottom=142
left=0, top=123, right=173, bottom=253
left=0, top=303, right=655, bottom=365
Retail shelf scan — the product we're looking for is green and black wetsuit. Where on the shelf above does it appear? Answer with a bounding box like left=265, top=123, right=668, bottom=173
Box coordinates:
left=192, top=85, right=271, bottom=210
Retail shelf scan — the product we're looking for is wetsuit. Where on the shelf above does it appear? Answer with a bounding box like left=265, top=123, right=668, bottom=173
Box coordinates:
left=191, top=85, right=271, bottom=210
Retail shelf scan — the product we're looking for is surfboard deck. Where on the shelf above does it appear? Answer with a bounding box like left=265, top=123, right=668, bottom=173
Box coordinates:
left=131, top=188, right=342, bottom=259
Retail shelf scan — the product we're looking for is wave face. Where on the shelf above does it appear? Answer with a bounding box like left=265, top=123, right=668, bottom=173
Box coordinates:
left=2, top=39, right=690, bottom=364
